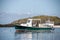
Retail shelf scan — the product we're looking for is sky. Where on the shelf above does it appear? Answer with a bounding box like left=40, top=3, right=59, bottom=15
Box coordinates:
left=0, top=0, right=60, bottom=24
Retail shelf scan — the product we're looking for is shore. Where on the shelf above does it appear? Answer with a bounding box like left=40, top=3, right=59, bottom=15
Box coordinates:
left=53, top=25, right=60, bottom=28
left=0, top=24, right=60, bottom=28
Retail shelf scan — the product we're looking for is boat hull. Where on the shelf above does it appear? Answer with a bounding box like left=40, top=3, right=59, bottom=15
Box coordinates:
left=15, top=25, right=54, bottom=32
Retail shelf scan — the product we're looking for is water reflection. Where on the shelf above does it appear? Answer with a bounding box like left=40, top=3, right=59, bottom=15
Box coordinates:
left=15, top=28, right=60, bottom=40
left=15, top=32, right=32, bottom=40
left=15, top=30, right=54, bottom=40
left=0, top=27, right=60, bottom=40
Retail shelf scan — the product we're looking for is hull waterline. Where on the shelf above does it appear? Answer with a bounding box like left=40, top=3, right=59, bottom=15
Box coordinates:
left=15, top=25, right=54, bottom=32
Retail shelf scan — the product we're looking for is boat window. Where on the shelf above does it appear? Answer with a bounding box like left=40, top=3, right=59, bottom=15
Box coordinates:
left=27, top=20, right=30, bottom=23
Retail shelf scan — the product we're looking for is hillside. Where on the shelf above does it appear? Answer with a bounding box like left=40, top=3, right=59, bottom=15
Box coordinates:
left=12, top=15, right=60, bottom=25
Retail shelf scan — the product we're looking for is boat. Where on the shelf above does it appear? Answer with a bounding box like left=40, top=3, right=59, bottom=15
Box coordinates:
left=15, top=19, right=54, bottom=32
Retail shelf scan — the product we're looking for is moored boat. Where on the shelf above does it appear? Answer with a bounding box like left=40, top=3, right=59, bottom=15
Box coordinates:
left=15, top=19, right=54, bottom=32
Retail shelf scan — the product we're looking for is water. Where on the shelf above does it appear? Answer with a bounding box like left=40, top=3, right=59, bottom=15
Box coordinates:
left=0, top=27, right=60, bottom=40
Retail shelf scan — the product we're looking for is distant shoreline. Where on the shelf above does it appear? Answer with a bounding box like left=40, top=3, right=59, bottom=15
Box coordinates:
left=53, top=25, right=60, bottom=28
left=0, top=15, right=60, bottom=27
left=0, top=24, right=60, bottom=28
left=0, top=24, right=14, bottom=27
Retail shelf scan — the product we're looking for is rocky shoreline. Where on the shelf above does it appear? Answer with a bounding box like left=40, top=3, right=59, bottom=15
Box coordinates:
left=0, top=24, right=60, bottom=28
left=53, top=25, right=60, bottom=28
left=0, top=15, right=60, bottom=27
left=0, top=24, right=14, bottom=27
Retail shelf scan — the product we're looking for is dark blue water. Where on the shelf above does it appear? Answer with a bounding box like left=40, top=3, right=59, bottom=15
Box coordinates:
left=0, top=27, right=60, bottom=40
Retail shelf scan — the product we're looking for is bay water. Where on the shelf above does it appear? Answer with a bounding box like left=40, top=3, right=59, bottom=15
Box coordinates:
left=0, top=27, right=60, bottom=40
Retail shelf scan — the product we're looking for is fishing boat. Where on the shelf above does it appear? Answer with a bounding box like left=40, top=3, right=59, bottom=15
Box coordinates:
left=15, top=19, right=54, bottom=32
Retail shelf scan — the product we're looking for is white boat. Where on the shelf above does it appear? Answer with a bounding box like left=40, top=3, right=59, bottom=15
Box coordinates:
left=15, top=18, right=54, bottom=32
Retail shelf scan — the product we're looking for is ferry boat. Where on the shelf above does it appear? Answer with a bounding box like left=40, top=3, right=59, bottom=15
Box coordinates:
left=15, top=19, right=54, bottom=32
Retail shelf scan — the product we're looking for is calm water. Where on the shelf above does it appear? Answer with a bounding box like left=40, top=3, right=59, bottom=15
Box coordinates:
left=0, top=27, right=60, bottom=40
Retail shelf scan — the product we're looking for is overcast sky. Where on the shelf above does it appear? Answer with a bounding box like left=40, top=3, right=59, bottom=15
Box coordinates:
left=0, top=0, right=60, bottom=24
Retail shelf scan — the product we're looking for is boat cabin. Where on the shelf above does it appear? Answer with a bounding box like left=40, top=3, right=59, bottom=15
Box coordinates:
left=20, top=18, right=54, bottom=28
left=20, top=19, right=41, bottom=27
